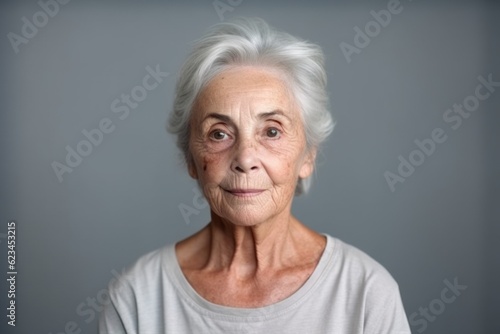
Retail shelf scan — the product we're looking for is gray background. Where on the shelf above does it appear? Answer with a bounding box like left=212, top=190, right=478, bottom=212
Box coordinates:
left=1, top=0, right=498, bottom=333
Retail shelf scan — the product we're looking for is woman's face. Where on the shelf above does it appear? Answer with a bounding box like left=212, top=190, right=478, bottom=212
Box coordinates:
left=188, top=66, right=315, bottom=226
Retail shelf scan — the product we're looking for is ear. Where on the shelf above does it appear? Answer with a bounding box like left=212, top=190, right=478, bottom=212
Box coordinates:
left=187, top=156, right=199, bottom=180
left=299, top=148, right=316, bottom=179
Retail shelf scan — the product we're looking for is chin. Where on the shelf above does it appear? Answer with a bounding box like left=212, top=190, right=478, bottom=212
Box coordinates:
left=211, top=208, right=273, bottom=227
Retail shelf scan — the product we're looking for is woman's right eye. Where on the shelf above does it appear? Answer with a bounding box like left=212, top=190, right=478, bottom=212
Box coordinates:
left=210, top=130, right=228, bottom=140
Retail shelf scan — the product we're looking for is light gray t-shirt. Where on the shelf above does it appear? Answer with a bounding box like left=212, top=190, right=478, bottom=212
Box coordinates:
left=99, top=234, right=411, bottom=333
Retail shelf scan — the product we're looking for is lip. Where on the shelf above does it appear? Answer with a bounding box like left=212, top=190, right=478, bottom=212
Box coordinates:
left=224, top=188, right=265, bottom=197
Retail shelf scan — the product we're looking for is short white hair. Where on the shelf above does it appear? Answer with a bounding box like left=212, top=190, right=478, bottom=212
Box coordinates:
left=167, top=17, right=334, bottom=194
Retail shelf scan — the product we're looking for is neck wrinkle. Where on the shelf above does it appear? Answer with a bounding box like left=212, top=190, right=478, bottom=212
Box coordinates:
left=206, top=210, right=297, bottom=279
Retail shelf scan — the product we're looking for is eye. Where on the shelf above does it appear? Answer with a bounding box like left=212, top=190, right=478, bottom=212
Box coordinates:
left=210, top=130, right=229, bottom=141
left=266, top=127, right=281, bottom=138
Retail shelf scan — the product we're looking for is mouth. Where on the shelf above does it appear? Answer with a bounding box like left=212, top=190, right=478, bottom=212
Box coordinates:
left=223, top=188, right=265, bottom=197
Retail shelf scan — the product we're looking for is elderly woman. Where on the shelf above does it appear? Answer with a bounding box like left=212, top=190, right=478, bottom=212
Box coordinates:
left=100, top=18, right=411, bottom=333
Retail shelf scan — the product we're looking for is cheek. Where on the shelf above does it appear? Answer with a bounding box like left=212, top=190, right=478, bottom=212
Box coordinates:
left=190, top=138, right=226, bottom=179
left=266, top=153, right=307, bottom=196
left=261, top=151, right=301, bottom=184
left=267, top=140, right=305, bottom=171
left=197, top=153, right=228, bottom=183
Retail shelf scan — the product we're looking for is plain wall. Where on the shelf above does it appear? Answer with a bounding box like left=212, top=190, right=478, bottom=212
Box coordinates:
left=1, top=0, right=498, bottom=333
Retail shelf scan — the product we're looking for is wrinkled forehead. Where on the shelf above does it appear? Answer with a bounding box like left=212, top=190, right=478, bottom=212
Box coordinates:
left=191, top=66, right=301, bottom=122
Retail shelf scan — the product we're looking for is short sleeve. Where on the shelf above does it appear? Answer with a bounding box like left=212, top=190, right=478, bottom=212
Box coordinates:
left=99, top=276, right=138, bottom=334
left=363, top=270, right=411, bottom=334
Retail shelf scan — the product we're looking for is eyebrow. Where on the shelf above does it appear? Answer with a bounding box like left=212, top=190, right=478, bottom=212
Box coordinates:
left=258, top=109, right=291, bottom=122
left=203, top=109, right=291, bottom=124
left=203, top=113, right=232, bottom=123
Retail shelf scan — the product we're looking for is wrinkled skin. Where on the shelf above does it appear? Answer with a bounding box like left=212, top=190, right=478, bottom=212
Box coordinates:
left=176, top=66, right=326, bottom=307
left=188, top=66, right=314, bottom=227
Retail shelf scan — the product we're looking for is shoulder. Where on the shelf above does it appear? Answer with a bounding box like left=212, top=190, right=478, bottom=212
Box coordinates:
left=107, top=244, right=173, bottom=298
left=328, top=235, right=399, bottom=290
left=324, top=236, right=410, bottom=332
left=100, top=245, right=176, bottom=332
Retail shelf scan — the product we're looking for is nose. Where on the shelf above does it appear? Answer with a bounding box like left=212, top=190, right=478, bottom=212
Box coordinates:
left=230, top=139, right=260, bottom=174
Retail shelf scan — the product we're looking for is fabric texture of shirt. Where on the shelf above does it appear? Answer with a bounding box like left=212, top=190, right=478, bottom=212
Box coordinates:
left=99, top=234, right=411, bottom=334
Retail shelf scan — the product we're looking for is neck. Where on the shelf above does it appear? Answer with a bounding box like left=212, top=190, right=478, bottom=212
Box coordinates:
left=199, top=209, right=324, bottom=280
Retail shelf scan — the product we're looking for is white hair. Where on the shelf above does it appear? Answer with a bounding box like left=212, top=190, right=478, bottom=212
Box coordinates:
left=167, top=17, right=334, bottom=194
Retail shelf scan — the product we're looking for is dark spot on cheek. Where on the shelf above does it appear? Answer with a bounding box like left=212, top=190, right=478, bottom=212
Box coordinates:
left=202, top=155, right=221, bottom=172
left=202, top=157, right=210, bottom=172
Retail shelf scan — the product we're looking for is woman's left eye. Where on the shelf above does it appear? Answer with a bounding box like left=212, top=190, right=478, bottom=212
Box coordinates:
left=266, top=127, right=281, bottom=138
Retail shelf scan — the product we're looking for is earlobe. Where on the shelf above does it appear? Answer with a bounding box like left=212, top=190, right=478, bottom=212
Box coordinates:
left=299, top=149, right=316, bottom=179
left=299, top=161, right=314, bottom=179
left=187, top=158, right=199, bottom=180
